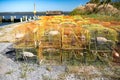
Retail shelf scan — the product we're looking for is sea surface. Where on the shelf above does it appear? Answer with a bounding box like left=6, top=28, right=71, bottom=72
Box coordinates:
left=0, top=12, right=70, bottom=27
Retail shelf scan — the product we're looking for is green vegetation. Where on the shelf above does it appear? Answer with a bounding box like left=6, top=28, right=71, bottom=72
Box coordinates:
left=89, top=0, right=100, bottom=3
left=82, top=13, right=120, bottom=21
left=46, top=66, right=52, bottom=72
left=89, top=0, right=119, bottom=8
left=70, top=0, right=120, bottom=21
left=20, top=63, right=34, bottom=79
left=20, top=64, right=28, bottom=78
left=5, top=70, right=14, bottom=75
left=57, top=65, right=120, bottom=80
left=111, top=0, right=120, bottom=10
left=42, top=75, right=55, bottom=80
left=20, top=71, right=27, bottom=79
left=82, top=24, right=118, bottom=41
left=71, top=13, right=120, bottom=21
left=70, top=9, right=87, bottom=15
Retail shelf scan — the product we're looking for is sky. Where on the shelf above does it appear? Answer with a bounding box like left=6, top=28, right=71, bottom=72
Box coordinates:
left=0, top=0, right=89, bottom=12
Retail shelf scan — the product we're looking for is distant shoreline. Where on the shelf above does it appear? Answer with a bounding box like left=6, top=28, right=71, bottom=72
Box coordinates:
left=0, top=11, right=71, bottom=13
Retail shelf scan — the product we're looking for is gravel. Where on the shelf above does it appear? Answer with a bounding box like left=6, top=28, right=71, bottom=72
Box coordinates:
left=0, top=43, right=66, bottom=80
left=0, top=43, right=119, bottom=80
left=0, top=50, right=66, bottom=80
left=0, top=53, right=119, bottom=80
left=0, top=57, right=66, bottom=80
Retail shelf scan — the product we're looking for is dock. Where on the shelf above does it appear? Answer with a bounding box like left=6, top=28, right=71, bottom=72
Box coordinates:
left=0, top=16, right=38, bottom=23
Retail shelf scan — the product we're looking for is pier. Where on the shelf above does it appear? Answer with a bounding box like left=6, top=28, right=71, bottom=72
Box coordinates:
left=0, top=16, right=37, bottom=23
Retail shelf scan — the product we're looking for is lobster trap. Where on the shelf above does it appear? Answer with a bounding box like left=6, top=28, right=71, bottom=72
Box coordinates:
left=13, top=16, right=119, bottom=65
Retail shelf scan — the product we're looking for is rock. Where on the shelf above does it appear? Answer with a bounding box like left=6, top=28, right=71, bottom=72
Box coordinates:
left=0, top=54, right=18, bottom=75
left=0, top=43, right=14, bottom=54
left=74, top=3, right=120, bottom=15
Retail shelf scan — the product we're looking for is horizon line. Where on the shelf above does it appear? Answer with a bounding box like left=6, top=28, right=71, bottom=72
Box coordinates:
left=0, top=11, right=71, bottom=13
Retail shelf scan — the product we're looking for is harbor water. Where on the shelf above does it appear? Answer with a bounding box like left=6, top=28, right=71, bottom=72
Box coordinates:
left=0, top=12, right=70, bottom=27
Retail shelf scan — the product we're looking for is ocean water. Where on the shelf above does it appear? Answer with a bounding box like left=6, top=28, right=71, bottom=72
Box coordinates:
left=0, top=12, right=70, bottom=27
left=0, top=12, right=46, bottom=19
left=0, top=22, right=12, bottom=27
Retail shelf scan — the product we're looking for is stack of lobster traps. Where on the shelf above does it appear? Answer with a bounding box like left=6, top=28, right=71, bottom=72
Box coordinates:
left=13, top=16, right=120, bottom=64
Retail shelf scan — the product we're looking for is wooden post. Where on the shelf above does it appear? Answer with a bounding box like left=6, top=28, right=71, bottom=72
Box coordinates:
left=25, top=16, right=28, bottom=22
left=2, top=16, right=4, bottom=19
left=20, top=18, right=23, bottom=22
left=83, top=48, right=87, bottom=64
left=38, top=47, right=44, bottom=60
left=60, top=50, right=63, bottom=63
left=0, top=16, right=2, bottom=23
left=11, top=16, right=14, bottom=22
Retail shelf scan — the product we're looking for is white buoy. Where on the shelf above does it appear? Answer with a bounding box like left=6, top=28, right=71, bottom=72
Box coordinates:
left=113, top=50, right=119, bottom=57
left=49, top=30, right=60, bottom=36
left=115, top=52, right=119, bottom=57
left=22, top=51, right=36, bottom=57
left=21, top=51, right=36, bottom=61
left=96, top=37, right=112, bottom=44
